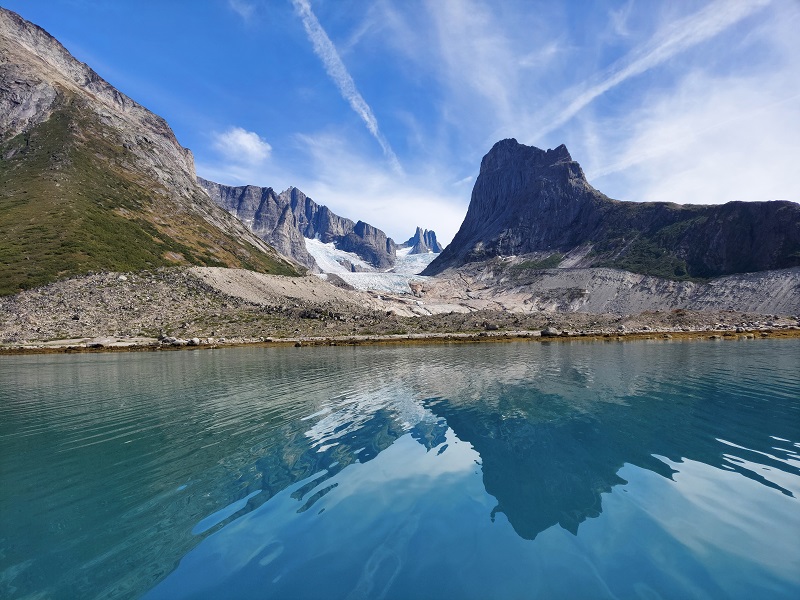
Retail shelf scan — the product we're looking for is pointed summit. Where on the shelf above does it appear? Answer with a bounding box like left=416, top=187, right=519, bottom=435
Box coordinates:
left=424, top=141, right=600, bottom=274
left=401, top=227, right=443, bottom=254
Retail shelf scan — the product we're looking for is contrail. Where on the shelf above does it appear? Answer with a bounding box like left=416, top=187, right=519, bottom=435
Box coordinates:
left=534, top=0, right=772, bottom=139
left=291, top=0, right=402, bottom=173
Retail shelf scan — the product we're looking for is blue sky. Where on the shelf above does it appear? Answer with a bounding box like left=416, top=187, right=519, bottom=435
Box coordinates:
left=4, top=0, right=800, bottom=244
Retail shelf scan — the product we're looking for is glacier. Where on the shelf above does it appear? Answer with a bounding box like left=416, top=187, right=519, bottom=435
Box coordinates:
left=305, top=239, right=439, bottom=294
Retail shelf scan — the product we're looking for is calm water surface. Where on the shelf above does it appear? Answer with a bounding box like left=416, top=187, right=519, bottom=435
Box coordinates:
left=1, top=339, right=799, bottom=599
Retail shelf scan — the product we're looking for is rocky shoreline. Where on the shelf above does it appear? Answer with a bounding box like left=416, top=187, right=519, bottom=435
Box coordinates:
left=2, top=266, right=799, bottom=355
left=3, top=326, right=800, bottom=355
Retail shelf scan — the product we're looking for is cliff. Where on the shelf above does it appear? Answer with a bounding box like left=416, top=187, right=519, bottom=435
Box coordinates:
left=199, top=179, right=397, bottom=270
left=424, top=139, right=800, bottom=279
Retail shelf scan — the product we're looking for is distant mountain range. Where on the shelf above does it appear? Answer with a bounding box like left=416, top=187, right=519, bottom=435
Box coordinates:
left=0, top=7, right=297, bottom=295
left=199, top=178, right=442, bottom=272
left=424, top=139, right=800, bottom=279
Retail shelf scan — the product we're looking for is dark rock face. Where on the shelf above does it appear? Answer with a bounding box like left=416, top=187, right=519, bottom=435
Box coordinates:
left=424, top=139, right=800, bottom=279
left=401, top=227, right=443, bottom=254
left=337, top=220, right=396, bottom=269
left=199, top=179, right=396, bottom=270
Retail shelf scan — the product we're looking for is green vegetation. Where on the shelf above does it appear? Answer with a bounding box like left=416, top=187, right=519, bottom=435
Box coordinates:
left=589, top=212, right=710, bottom=281
left=0, top=94, right=296, bottom=296
left=598, top=239, right=692, bottom=280
left=511, top=253, right=563, bottom=270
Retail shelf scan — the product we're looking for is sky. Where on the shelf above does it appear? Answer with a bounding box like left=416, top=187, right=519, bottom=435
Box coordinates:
left=4, top=0, right=800, bottom=244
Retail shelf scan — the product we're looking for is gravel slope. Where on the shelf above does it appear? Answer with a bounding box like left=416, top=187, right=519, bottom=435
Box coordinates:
left=1, top=265, right=798, bottom=350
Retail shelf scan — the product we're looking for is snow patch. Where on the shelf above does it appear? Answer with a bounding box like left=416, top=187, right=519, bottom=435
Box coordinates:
left=305, top=238, right=373, bottom=274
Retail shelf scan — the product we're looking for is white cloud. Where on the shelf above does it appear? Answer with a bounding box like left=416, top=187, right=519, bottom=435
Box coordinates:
left=290, top=0, right=401, bottom=173
left=425, top=0, right=519, bottom=128
left=589, top=74, right=800, bottom=205
left=518, top=41, right=561, bottom=69
left=228, top=0, right=256, bottom=21
left=608, top=0, right=635, bottom=38
left=212, top=127, right=272, bottom=165
left=359, top=0, right=565, bottom=154
left=532, top=0, right=773, bottom=140
left=453, top=175, right=475, bottom=188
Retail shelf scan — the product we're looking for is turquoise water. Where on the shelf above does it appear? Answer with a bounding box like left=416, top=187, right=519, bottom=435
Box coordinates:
left=1, top=339, right=799, bottom=599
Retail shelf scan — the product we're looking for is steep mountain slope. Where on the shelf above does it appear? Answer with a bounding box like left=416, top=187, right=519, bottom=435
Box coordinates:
left=199, top=179, right=397, bottom=270
left=424, top=139, right=800, bottom=279
left=0, top=7, right=297, bottom=295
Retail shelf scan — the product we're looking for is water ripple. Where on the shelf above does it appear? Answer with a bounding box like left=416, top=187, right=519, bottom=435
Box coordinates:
left=1, top=340, right=798, bottom=599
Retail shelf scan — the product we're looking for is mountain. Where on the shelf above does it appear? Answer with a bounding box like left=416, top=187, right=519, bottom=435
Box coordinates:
left=0, top=8, right=297, bottom=295
left=423, top=139, right=800, bottom=279
left=399, top=227, right=443, bottom=254
left=199, top=179, right=397, bottom=270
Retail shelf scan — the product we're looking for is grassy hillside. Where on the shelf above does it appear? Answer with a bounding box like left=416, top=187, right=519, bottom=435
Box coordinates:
left=0, top=94, right=297, bottom=295
left=592, top=202, right=800, bottom=280
left=589, top=207, right=707, bottom=280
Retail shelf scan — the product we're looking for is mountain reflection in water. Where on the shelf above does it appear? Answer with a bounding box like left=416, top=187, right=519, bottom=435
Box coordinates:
left=423, top=359, right=799, bottom=540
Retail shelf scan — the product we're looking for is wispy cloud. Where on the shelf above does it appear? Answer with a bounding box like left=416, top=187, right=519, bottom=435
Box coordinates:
left=361, top=0, right=564, bottom=154
left=426, top=0, right=518, bottom=126
left=608, top=0, right=635, bottom=37
left=290, top=0, right=401, bottom=173
left=579, top=1, right=800, bottom=206
left=518, top=41, right=561, bottom=69
left=213, top=127, right=272, bottom=164
left=292, top=132, right=465, bottom=243
left=228, top=0, right=256, bottom=21
left=533, top=0, right=773, bottom=139
left=589, top=75, right=800, bottom=205
left=588, top=91, right=800, bottom=182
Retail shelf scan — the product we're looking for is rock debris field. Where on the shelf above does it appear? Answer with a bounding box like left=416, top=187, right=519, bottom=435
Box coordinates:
left=1, top=266, right=799, bottom=352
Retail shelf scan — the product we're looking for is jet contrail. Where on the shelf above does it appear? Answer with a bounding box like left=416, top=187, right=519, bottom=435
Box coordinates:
left=291, top=0, right=402, bottom=173
left=534, top=0, right=772, bottom=139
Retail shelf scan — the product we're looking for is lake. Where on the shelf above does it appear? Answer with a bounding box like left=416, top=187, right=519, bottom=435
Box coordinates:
left=1, top=339, right=799, bottom=599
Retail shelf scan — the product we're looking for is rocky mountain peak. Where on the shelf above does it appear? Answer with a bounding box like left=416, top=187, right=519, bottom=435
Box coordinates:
left=401, top=227, right=443, bottom=254
left=0, top=7, right=190, bottom=170
left=279, top=186, right=307, bottom=206
left=422, top=141, right=603, bottom=274
left=424, top=138, right=800, bottom=278
left=199, top=179, right=398, bottom=271
left=475, top=140, right=591, bottom=208
left=479, top=139, right=576, bottom=175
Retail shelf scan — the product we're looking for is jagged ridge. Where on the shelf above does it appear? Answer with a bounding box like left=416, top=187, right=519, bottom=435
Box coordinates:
left=198, top=179, right=397, bottom=270
left=400, top=227, right=443, bottom=254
